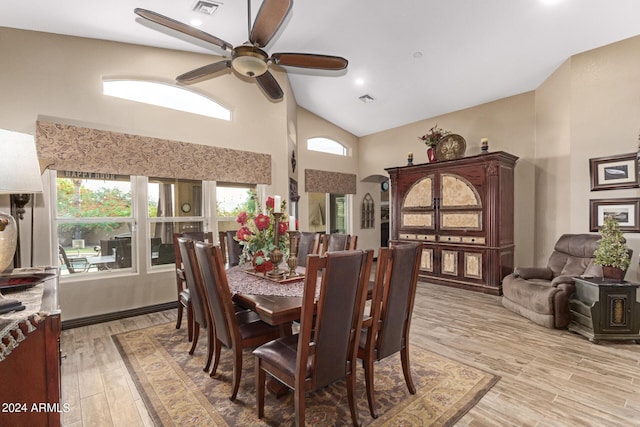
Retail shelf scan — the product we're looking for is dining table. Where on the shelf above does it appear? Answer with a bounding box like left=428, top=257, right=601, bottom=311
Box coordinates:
left=225, top=265, right=308, bottom=332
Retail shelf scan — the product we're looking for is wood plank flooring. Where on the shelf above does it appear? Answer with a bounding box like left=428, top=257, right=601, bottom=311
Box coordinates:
left=60, top=282, right=640, bottom=426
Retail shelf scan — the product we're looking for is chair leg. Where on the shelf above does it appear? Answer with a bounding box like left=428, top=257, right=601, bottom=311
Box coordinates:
left=294, top=387, right=305, bottom=427
left=187, top=304, right=194, bottom=342
left=175, top=300, right=183, bottom=329
left=229, top=347, right=243, bottom=401
left=363, top=355, right=378, bottom=418
left=346, top=370, right=360, bottom=427
left=189, top=322, right=200, bottom=355
left=209, top=339, right=222, bottom=377
left=204, top=325, right=215, bottom=372
left=400, top=345, right=416, bottom=394
left=256, top=359, right=266, bottom=419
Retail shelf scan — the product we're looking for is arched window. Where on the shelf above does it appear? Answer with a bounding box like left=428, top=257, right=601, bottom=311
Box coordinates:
left=307, top=137, right=348, bottom=156
left=103, top=79, right=231, bottom=121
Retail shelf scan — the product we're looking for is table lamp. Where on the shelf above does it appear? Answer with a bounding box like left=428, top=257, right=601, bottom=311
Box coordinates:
left=0, top=129, right=43, bottom=271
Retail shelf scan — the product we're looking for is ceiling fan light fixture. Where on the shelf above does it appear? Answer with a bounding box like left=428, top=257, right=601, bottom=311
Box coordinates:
left=231, top=45, right=269, bottom=77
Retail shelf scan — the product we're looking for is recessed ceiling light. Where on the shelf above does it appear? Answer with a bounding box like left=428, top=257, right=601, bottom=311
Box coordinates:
left=355, top=78, right=365, bottom=86
left=359, top=94, right=374, bottom=103
left=190, top=19, right=203, bottom=27
left=193, top=0, right=221, bottom=15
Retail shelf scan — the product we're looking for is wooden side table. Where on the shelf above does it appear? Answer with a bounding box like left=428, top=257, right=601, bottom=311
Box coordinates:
left=569, top=277, right=640, bottom=344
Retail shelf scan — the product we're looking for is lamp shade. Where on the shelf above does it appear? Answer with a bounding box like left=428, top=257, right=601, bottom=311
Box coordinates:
left=0, top=129, right=43, bottom=194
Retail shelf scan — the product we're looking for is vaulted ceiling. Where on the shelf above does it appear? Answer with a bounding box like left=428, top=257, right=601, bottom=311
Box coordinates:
left=2, top=0, right=639, bottom=136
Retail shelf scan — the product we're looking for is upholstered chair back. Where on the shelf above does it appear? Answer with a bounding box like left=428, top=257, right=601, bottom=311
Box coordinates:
left=546, top=234, right=602, bottom=278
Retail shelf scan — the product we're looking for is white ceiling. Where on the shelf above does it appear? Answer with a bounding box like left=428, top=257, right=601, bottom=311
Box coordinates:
left=1, top=0, right=640, bottom=137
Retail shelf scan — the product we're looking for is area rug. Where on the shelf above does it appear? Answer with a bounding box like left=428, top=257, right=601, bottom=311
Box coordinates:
left=113, top=323, right=499, bottom=426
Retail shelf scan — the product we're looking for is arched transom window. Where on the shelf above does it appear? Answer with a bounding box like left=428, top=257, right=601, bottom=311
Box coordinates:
left=307, top=137, right=348, bottom=156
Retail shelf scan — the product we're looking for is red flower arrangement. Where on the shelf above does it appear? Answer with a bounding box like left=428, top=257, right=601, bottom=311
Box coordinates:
left=419, top=124, right=451, bottom=147
left=234, top=191, right=289, bottom=272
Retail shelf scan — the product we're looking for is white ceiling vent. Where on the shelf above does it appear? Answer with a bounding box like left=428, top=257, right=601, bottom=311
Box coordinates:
left=359, top=94, right=375, bottom=103
left=193, top=0, right=221, bottom=15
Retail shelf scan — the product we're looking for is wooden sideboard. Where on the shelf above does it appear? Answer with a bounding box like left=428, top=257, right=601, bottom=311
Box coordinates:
left=386, top=151, right=518, bottom=295
left=0, top=271, right=62, bottom=427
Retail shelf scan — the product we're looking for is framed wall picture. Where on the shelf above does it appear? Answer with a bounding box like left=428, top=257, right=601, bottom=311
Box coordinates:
left=589, top=153, right=639, bottom=191
left=589, top=198, right=640, bottom=232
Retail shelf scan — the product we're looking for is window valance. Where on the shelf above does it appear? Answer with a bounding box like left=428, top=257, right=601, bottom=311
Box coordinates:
left=35, top=121, right=271, bottom=184
left=305, top=169, right=356, bottom=194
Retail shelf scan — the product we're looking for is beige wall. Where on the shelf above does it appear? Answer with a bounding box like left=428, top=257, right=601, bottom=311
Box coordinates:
left=534, top=35, right=640, bottom=280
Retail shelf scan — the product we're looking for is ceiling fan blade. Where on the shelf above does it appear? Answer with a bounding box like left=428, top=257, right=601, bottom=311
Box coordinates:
left=134, top=8, right=233, bottom=51
left=256, top=71, right=284, bottom=100
left=176, top=60, right=232, bottom=84
left=249, top=0, right=292, bottom=47
left=271, top=53, right=348, bottom=70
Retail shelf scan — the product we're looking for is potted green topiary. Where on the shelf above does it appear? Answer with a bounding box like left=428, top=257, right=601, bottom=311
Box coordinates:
left=593, top=214, right=631, bottom=281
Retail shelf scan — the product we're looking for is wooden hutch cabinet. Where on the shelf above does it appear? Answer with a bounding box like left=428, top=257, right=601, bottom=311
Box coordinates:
left=386, top=151, right=518, bottom=295
left=0, top=271, right=61, bottom=427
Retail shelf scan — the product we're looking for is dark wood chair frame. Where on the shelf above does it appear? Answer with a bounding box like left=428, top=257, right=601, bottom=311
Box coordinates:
left=173, top=232, right=213, bottom=341
left=358, top=243, right=422, bottom=418
left=194, top=241, right=282, bottom=401
left=254, top=250, right=373, bottom=426
left=319, top=233, right=358, bottom=255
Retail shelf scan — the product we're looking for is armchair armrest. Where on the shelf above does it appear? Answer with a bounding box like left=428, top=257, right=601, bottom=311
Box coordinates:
left=550, top=275, right=576, bottom=287
left=513, top=267, right=553, bottom=280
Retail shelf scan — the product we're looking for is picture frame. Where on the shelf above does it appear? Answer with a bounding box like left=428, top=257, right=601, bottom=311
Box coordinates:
left=589, top=153, right=639, bottom=191
left=589, top=198, right=640, bottom=232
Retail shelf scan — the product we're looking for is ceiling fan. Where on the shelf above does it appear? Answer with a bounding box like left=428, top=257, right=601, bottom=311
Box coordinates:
left=134, top=0, right=348, bottom=101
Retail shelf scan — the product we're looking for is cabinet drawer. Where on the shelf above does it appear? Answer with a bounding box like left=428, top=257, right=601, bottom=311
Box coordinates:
left=400, top=233, right=436, bottom=241
left=461, top=236, right=485, bottom=244
left=569, top=298, right=592, bottom=318
left=439, top=235, right=461, bottom=243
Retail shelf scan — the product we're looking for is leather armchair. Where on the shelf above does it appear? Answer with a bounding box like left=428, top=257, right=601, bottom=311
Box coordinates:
left=502, top=234, right=603, bottom=329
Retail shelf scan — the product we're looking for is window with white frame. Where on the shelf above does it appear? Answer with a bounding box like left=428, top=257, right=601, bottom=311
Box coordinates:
left=147, top=177, right=205, bottom=268
left=54, top=171, right=134, bottom=275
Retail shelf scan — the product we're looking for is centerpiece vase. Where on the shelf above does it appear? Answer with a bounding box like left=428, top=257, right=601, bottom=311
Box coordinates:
left=427, top=146, right=437, bottom=162
left=286, top=231, right=299, bottom=277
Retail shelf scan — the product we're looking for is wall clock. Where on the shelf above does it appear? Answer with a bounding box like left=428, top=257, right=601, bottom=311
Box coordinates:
left=381, top=180, right=389, bottom=192
left=181, top=202, right=192, bottom=213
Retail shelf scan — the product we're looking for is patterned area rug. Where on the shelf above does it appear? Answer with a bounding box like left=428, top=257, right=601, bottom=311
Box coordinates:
left=113, top=323, right=499, bottom=426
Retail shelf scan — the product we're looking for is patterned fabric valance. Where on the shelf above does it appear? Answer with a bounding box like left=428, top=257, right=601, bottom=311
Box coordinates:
left=35, top=121, right=271, bottom=184
left=305, top=169, right=356, bottom=194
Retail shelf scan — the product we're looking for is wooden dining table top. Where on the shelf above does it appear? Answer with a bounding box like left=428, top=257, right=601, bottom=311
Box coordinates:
left=226, top=265, right=373, bottom=327
left=226, top=265, right=307, bottom=327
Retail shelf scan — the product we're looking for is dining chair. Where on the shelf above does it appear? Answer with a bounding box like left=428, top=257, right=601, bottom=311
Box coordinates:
left=194, top=241, right=282, bottom=401
left=173, top=231, right=213, bottom=340
left=358, top=242, right=422, bottom=418
left=320, top=233, right=356, bottom=254
left=177, top=237, right=210, bottom=359
left=58, top=245, right=89, bottom=273
left=295, top=231, right=320, bottom=267
left=218, top=230, right=243, bottom=266
left=254, top=249, right=373, bottom=427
